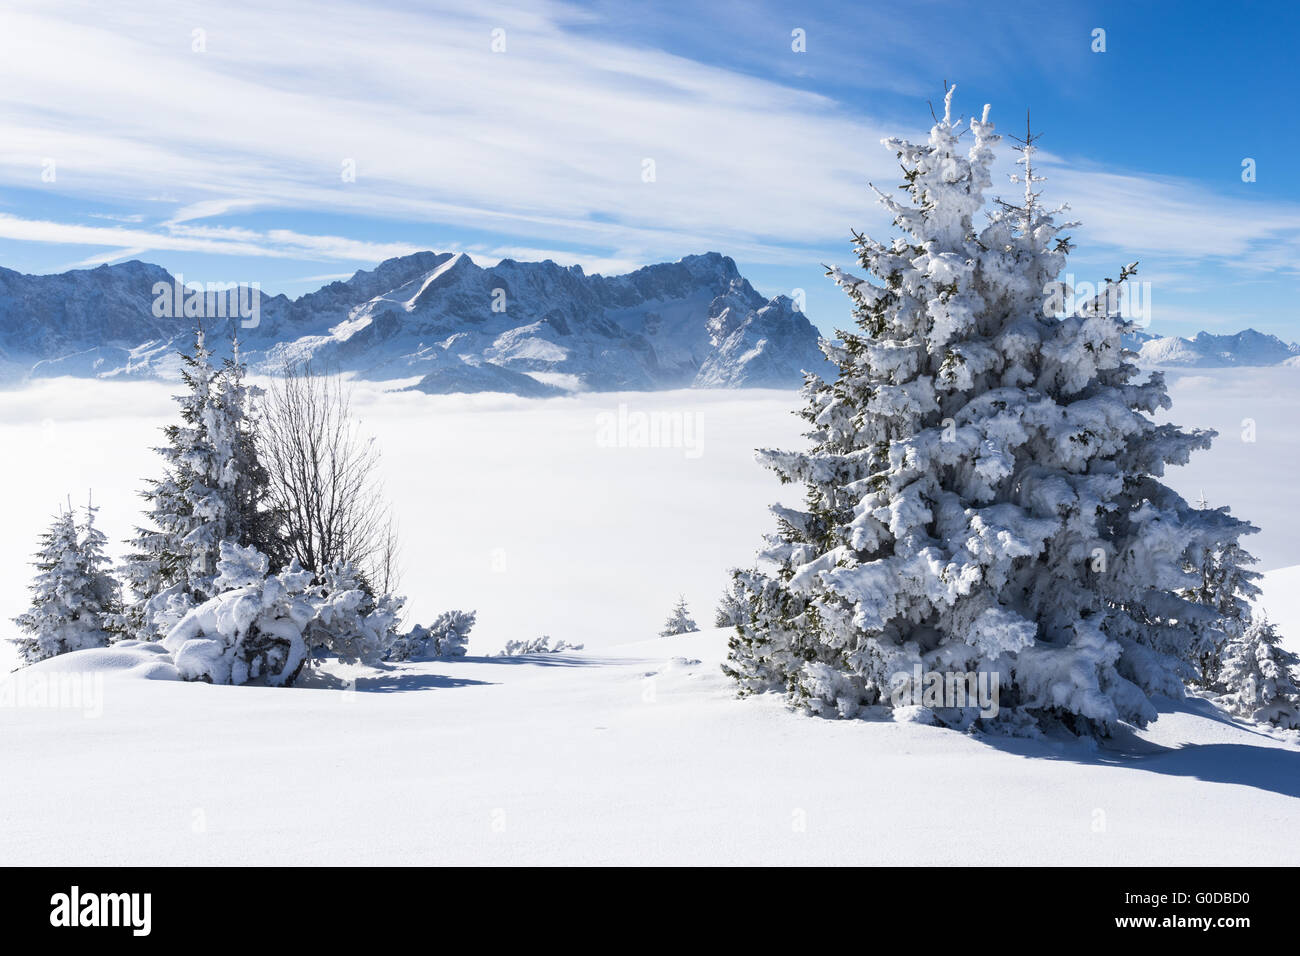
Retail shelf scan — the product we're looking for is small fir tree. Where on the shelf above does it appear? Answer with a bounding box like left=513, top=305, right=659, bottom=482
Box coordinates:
left=661, top=595, right=700, bottom=637
left=1180, top=532, right=1259, bottom=688
left=715, top=576, right=746, bottom=629
left=11, top=499, right=122, bottom=664
left=1217, top=615, right=1300, bottom=729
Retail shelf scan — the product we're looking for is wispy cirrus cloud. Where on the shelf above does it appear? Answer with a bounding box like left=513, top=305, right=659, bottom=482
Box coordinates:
left=0, top=0, right=1296, bottom=299
left=0, top=213, right=424, bottom=265
left=0, top=0, right=894, bottom=262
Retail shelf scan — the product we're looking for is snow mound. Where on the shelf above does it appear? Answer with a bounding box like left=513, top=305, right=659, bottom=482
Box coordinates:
left=13, top=640, right=179, bottom=681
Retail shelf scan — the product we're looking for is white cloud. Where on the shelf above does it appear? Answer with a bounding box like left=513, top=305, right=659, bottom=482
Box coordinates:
left=0, top=0, right=1294, bottom=283
left=475, top=247, right=647, bottom=276
left=71, top=246, right=150, bottom=267
left=1039, top=157, right=1300, bottom=274
left=0, top=213, right=424, bottom=263
left=0, top=0, right=896, bottom=261
left=165, top=199, right=266, bottom=226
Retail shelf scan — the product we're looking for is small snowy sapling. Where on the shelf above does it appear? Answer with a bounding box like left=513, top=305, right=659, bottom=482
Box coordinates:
left=660, top=595, right=700, bottom=637
left=10, top=499, right=123, bottom=664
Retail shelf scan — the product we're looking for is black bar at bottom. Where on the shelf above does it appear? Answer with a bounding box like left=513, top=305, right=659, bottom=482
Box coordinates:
left=5, top=866, right=1283, bottom=941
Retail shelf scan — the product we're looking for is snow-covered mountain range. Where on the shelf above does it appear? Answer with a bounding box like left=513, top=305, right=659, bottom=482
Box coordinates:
left=0, top=252, right=828, bottom=395
left=1125, top=329, right=1300, bottom=368
left=4, top=253, right=1294, bottom=393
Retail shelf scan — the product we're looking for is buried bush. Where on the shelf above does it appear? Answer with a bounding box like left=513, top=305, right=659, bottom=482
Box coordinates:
left=386, top=610, right=477, bottom=661
left=162, top=541, right=402, bottom=685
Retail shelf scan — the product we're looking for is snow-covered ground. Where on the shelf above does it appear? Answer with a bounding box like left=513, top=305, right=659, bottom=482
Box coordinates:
left=2, top=628, right=1298, bottom=866
left=1, top=368, right=1298, bottom=864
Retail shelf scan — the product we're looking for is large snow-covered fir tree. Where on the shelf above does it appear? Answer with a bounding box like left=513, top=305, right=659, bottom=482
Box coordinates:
left=11, top=500, right=122, bottom=664
left=724, top=89, right=1258, bottom=735
left=1215, top=615, right=1300, bottom=729
left=121, top=327, right=276, bottom=640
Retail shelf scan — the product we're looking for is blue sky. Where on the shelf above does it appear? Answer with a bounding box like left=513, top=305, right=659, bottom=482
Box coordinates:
left=0, top=0, right=1296, bottom=338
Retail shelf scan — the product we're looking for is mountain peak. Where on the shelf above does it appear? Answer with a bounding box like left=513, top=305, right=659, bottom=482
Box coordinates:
left=1131, top=327, right=1300, bottom=367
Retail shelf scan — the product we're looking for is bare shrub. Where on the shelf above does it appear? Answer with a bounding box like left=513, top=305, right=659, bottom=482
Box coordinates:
left=256, top=364, right=401, bottom=595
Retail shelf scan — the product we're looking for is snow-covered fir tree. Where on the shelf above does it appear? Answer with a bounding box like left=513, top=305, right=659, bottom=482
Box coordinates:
left=1216, top=614, right=1300, bottom=729
left=715, top=577, right=746, bottom=629
left=78, top=499, right=125, bottom=638
left=1180, top=532, right=1259, bottom=688
left=219, top=338, right=282, bottom=564
left=11, top=499, right=122, bottom=664
left=121, top=327, right=276, bottom=640
left=724, top=89, right=1258, bottom=735
left=660, top=595, right=699, bottom=637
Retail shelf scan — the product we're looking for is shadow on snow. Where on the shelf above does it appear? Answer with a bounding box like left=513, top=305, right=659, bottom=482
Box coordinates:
left=983, top=695, right=1300, bottom=800
left=296, top=651, right=630, bottom=694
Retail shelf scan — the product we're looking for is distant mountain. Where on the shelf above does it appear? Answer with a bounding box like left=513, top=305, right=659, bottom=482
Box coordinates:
left=1124, top=329, right=1300, bottom=368
left=0, top=252, right=829, bottom=395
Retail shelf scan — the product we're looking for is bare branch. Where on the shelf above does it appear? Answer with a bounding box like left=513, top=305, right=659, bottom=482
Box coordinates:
left=256, top=363, right=400, bottom=594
